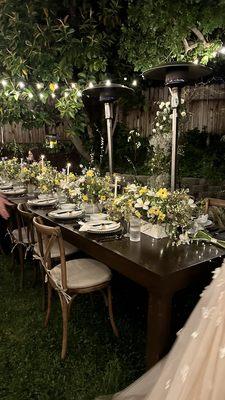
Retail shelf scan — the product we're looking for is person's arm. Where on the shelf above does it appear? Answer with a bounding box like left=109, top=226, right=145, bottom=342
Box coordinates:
left=0, top=195, right=12, bottom=219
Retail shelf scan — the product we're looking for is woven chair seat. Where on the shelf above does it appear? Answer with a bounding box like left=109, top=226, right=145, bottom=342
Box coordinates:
left=50, top=259, right=111, bottom=289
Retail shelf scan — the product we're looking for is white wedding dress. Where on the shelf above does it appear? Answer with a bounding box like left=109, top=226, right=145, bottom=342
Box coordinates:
left=98, top=260, right=225, bottom=400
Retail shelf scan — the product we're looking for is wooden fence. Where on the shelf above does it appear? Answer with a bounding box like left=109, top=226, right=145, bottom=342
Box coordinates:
left=1, top=83, right=225, bottom=143
left=119, top=83, right=225, bottom=136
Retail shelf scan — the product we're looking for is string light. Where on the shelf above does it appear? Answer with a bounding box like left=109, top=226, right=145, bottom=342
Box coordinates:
left=132, top=79, right=137, bottom=86
left=124, top=77, right=127, bottom=81
left=1, top=79, right=7, bottom=87
left=18, top=81, right=25, bottom=89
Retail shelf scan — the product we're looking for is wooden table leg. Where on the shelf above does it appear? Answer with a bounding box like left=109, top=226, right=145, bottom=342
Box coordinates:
left=146, top=291, right=173, bottom=369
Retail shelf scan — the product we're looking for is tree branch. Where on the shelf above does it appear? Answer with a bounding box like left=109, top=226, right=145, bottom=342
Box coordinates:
left=191, top=27, right=207, bottom=44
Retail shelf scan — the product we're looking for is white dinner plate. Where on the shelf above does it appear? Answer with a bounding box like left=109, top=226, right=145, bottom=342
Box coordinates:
left=1, top=187, right=26, bottom=195
left=87, top=221, right=121, bottom=234
left=89, top=213, right=108, bottom=221
left=28, top=198, right=57, bottom=207
left=48, top=209, right=83, bottom=220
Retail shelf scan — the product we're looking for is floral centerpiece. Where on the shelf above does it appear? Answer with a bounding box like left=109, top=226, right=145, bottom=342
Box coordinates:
left=56, top=172, right=81, bottom=203
left=19, top=162, right=41, bottom=185
left=36, top=163, right=60, bottom=194
left=76, top=168, right=113, bottom=206
left=106, top=184, right=201, bottom=242
left=1, top=157, right=21, bottom=181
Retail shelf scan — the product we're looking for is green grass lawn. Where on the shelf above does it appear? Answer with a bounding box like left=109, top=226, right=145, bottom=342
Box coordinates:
left=0, top=254, right=146, bottom=400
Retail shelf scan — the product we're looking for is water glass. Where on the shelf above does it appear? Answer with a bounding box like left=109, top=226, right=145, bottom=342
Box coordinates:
left=129, top=217, right=141, bottom=242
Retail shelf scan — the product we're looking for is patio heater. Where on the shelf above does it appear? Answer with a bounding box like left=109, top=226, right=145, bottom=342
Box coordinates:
left=82, top=83, right=134, bottom=176
left=143, top=62, right=211, bottom=191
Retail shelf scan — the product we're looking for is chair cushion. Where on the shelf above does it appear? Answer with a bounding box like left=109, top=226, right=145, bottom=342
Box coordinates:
left=50, top=259, right=111, bottom=289
left=34, top=240, right=78, bottom=259
left=12, top=227, right=37, bottom=244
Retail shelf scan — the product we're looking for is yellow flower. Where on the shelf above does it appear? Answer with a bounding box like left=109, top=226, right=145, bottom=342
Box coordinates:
left=82, top=194, right=88, bottom=202
left=156, top=188, right=168, bottom=199
left=158, top=211, right=166, bottom=221
left=100, top=195, right=106, bottom=201
left=41, top=185, right=48, bottom=193
left=86, top=169, right=94, bottom=177
left=139, top=187, right=148, bottom=196
left=149, top=206, right=160, bottom=216
left=49, top=83, right=57, bottom=92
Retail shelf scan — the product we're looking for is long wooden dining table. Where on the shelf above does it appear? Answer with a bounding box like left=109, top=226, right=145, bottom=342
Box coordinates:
left=11, top=196, right=225, bottom=368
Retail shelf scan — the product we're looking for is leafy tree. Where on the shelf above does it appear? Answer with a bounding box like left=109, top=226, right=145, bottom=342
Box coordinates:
left=120, top=0, right=225, bottom=71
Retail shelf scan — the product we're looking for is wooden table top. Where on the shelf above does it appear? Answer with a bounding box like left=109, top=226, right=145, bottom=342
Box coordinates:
left=10, top=196, right=224, bottom=291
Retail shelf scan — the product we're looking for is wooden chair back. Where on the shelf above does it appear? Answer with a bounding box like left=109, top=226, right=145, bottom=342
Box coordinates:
left=205, top=198, right=225, bottom=228
left=205, top=198, right=225, bottom=214
left=17, top=203, right=35, bottom=244
left=33, top=216, right=67, bottom=289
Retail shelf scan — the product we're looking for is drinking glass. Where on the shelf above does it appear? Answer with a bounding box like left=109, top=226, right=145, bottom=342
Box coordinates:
left=129, top=217, right=141, bottom=242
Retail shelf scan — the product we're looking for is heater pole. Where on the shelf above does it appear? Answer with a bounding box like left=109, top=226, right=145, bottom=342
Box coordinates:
left=170, top=87, right=180, bottom=191
left=104, top=102, right=113, bottom=176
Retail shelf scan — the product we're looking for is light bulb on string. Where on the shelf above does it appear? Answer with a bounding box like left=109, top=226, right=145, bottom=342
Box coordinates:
left=132, top=79, right=137, bottom=86
left=124, top=77, right=128, bottom=81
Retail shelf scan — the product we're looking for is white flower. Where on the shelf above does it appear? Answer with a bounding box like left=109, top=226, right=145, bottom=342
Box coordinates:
left=135, top=198, right=150, bottom=210
left=163, top=116, right=166, bottom=121
left=181, top=98, right=185, bottom=104
left=159, top=101, right=165, bottom=109
left=156, top=111, right=160, bottom=116
left=181, top=111, right=186, bottom=117
left=156, top=122, right=160, bottom=127
left=188, top=198, right=196, bottom=208
left=152, top=128, right=156, bottom=133
left=159, top=125, right=163, bottom=130
left=127, top=136, right=131, bottom=142
left=166, top=101, right=170, bottom=107
left=136, top=142, right=141, bottom=148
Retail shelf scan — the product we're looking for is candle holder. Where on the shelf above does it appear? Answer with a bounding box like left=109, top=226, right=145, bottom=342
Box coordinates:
left=143, top=62, right=211, bottom=191
left=82, top=83, right=134, bottom=176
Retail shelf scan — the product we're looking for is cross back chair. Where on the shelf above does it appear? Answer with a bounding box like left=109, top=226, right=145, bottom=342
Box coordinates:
left=205, top=198, right=225, bottom=229
left=33, top=216, right=119, bottom=359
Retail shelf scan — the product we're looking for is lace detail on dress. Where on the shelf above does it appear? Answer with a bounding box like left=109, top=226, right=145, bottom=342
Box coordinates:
left=180, top=365, right=190, bottom=383
left=219, top=347, right=225, bottom=359
left=191, top=331, right=199, bottom=339
left=165, top=379, right=171, bottom=390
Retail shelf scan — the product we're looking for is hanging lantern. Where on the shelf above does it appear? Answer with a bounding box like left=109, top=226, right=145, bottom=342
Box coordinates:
left=45, top=134, right=58, bottom=149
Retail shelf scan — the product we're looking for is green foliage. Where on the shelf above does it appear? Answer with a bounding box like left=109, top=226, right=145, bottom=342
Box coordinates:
left=180, top=129, right=225, bottom=182
left=120, top=0, right=225, bottom=71
left=0, top=254, right=145, bottom=399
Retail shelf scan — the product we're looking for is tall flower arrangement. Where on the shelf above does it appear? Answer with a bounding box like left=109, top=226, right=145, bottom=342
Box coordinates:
left=149, top=100, right=187, bottom=186
left=0, top=157, right=21, bottom=180
left=76, top=168, right=113, bottom=204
